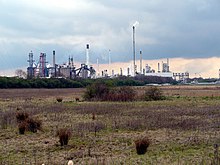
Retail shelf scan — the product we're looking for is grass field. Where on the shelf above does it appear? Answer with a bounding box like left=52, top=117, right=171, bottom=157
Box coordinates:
left=0, top=85, right=220, bottom=164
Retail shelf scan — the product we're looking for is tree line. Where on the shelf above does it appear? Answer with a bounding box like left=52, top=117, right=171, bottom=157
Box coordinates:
left=0, top=76, right=176, bottom=88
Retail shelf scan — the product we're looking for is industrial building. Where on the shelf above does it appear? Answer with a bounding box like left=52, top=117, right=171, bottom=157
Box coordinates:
left=144, top=59, right=173, bottom=78
left=27, top=20, right=176, bottom=80
left=27, top=44, right=96, bottom=79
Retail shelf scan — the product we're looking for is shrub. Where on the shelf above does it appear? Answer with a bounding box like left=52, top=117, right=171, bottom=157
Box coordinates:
left=106, top=86, right=136, bottom=102
left=26, top=118, right=42, bottom=133
left=92, top=113, right=95, bottom=120
left=56, top=97, right=63, bottom=103
left=83, top=82, right=110, bottom=101
left=84, top=83, right=136, bottom=102
left=16, top=111, right=42, bottom=134
left=75, top=97, right=80, bottom=102
left=18, top=122, right=26, bottom=134
left=135, top=137, right=150, bottom=155
left=16, top=111, right=29, bottom=123
left=144, top=87, right=164, bottom=101
left=56, top=128, right=72, bottom=146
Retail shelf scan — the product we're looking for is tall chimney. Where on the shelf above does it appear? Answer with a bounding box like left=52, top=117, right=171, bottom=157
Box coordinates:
left=133, top=26, right=136, bottom=76
left=53, top=50, right=55, bottom=68
left=86, top=44, right=89, bottom=66
left=140, top=50, right=142, bottom=74
left=158, top=63, right=160, bottom=73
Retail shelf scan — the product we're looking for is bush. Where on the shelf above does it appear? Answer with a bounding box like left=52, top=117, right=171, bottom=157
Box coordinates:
left=16, top=111, right=29, bottom=123
left=16, top=111, right=42, bottom=134
left=83, top=82, right=110, bottom=101
left=56, top=128, right=72, bottom=146
left=135, top=137, right=150, bottom=155
left=84, top=83, right=137, bottom=102
left=18, top=122, right=26, bottom=134
left=26, top=118, right=42, bottom=133
left=144, top=87, right=164, bottom=101
left=106, top=86, right=136, bottom=102
left=56, top=97, right=63, bottom=103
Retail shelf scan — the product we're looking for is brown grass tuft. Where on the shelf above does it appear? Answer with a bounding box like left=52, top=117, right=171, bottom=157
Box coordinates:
left=18, top=122, right=27, bottom=134
left=135, top=137, right=150, bottom=155
left=26, top=118, right=42, bottom=133
left=16, top=111, right=29, bottom=123
left=56, top=128, right=72, bottom=146
left=56, top=97, right=63, bottom=103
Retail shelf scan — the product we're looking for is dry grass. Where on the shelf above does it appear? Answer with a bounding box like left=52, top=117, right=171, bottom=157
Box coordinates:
left=0, top=86, right=220, bottom=164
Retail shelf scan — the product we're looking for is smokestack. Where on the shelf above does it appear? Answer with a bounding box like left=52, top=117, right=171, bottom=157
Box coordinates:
left=68, top=56, right=71, bottom=66
left=71, top=56, right=74, bottom=67
left=167, top=58, right=169, bottom=72
left=53, top=50, right=55, bottom=68
left=86, top=44, right=90, bottom=66
left=158, top=63, right=160, bottom=73
left=140, top=50, right=142, bottom=74
left=133, top=26, right=136, bottom=76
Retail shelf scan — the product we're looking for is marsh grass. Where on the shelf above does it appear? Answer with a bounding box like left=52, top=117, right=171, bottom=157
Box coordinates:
left=0, top=87, right=220, bottom=164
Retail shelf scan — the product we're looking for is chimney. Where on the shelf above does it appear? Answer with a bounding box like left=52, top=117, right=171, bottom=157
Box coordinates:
left=140, top=50, right=142, bottom=74
left=86, top=44, right=89, bottom=66
left=158, top=63, right=160, bottom=73
left=133, top=26, right=136, bottom=76
left=53, top=50, right=55, bottom=68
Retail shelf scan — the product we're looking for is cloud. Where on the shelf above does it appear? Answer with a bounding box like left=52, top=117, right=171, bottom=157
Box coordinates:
left=0, top=0, right=220, bottom=77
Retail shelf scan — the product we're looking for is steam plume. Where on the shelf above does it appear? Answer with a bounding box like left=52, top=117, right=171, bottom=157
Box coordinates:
left=133, top=21, right=139, bottom=27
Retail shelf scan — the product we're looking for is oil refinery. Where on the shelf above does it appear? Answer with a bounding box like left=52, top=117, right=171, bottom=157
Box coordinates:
left=27, top=45, right=185, bottom=80
left=26, top=23, right=189, bottom=81
left=27, top=44, right=96, bottom=79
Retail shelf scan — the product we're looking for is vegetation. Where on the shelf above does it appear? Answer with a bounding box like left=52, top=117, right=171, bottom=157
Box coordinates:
left=0, top=76, right=176, bottom=89
left=56, top=128, right=72, bottom=146
left=16, top=111, right=29, bottom=123
left=135, top=137, right=150, bottom=155
left=144, top=86, right=165, bottom=101
left=84, top=82, right=136, bottom=101
left=83, top=82, right=110, bottom=101
left=0, top=86, right=219, bottom=164
left=56, top=97, right=63, bottom=103
left=26, top=118, right=42, bottom=133
left=16, top=111, right=42, bottom=134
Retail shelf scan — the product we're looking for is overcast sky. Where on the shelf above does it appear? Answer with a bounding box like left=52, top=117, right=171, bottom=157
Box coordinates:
left=0, top=0, right=220, bottom=77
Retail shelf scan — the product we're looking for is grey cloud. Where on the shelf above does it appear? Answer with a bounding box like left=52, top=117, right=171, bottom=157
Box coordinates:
left=1, top=0, right=220, bottom=72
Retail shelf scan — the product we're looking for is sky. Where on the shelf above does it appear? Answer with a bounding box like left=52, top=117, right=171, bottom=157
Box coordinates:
left=0, top=0, right=220, bottom=78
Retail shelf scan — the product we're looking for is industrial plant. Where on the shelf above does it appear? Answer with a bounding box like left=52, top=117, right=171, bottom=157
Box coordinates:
left=27, top=44, right=96, bottom=79
left=27, top=47, right=177, bottom=80
left=26, top=22, right=189, bottom=81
